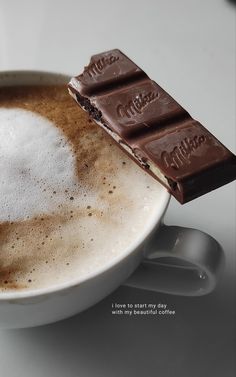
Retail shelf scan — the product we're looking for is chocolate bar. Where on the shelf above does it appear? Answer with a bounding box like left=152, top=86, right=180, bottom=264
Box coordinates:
left=68, top=49, right=236, bottom=203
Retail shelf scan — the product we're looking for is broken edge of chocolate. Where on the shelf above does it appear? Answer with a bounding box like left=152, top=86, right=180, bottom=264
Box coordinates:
left=68, top=49, right=236, bottom=204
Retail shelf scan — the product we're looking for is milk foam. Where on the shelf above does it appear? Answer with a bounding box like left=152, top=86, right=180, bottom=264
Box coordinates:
left=0, top=108, right=76, bottom=221
left=0, top=85, right=162, bottom=292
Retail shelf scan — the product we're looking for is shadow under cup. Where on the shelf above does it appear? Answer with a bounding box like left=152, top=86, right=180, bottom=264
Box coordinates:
left=0, top=70, right=171, bottom=329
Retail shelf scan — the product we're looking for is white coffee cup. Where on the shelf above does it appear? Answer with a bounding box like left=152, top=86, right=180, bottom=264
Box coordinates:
left=0, top=71, right=224, bottom=329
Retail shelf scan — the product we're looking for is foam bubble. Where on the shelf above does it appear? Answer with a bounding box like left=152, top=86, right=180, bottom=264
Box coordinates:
left=0, top=108, right=76, bottom=221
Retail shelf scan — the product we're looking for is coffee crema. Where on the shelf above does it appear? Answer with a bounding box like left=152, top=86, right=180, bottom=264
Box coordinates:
left=0, top=84, right=161, bottom=291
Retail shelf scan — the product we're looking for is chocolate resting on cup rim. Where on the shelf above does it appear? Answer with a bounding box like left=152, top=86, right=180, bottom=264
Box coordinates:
left=68, top=49, right=236, bottom=204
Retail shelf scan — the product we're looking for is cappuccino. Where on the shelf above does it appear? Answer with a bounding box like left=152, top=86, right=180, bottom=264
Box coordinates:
left=0, top=83, right=161, bottom=291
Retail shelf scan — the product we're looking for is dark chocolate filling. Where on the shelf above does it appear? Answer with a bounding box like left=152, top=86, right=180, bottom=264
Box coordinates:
left=76, top=94, right=102, bottom=122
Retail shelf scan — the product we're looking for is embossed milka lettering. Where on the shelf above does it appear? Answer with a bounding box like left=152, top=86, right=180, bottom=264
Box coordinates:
left=161, top=135, right=206, bottom=170
left=84, top=55, right=119, bottom=78
left=117, top=92, right=159, bottom=118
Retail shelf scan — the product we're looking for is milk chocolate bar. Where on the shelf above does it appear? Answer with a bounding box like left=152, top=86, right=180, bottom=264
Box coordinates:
left=68, top=49, right=236, bottom=203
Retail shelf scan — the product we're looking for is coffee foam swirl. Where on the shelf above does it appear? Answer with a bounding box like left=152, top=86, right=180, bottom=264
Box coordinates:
left=0, top=108, right=77, bottom=221
left=0, top=85, right=161, bottom=291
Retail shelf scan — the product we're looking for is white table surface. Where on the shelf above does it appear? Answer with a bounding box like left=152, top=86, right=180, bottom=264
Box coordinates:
left=0, top=0, right=235, bottom=376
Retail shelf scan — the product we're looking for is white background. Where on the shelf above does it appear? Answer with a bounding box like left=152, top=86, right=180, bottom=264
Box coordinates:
left=0, top=0, right=235, bottom=376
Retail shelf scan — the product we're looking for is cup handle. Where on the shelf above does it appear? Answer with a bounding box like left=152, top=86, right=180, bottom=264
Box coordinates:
left=124, top=223, right=225, bottom=296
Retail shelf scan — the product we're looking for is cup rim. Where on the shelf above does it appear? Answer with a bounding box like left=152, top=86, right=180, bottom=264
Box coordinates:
left=0, top=70, right=171, bottom=301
